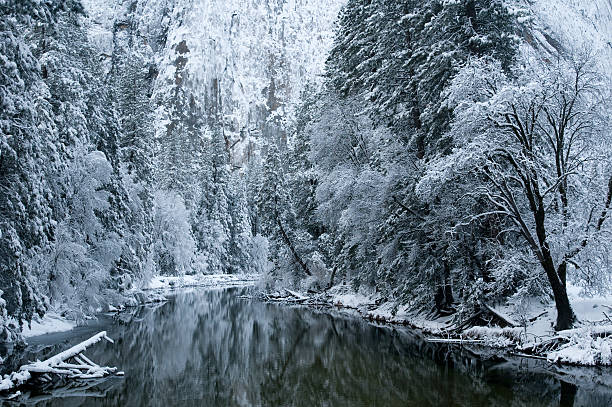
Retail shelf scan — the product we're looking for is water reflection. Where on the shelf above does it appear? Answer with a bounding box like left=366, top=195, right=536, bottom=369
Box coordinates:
left=12, top=288, right=612, bottom=406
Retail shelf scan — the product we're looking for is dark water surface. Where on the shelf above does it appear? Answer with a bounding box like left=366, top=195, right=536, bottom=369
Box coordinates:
left=4, top=287, right=612, bottom=406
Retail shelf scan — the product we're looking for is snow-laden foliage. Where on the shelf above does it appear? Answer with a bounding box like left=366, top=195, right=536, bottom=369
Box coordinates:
left=2, top=0, right=611, bottom=342
left=40, top=149, right=122, bottom=320
left=0, top=0, right=60, bottom=336
left=153, top=191, right=197, bottom=276
left=275, top=0, right=612, bottom=332
left=420, top=54, right=612, bottom=329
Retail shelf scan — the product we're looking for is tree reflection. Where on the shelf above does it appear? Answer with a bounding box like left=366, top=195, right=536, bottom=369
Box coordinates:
left=19, top=288, right=612, bottom=407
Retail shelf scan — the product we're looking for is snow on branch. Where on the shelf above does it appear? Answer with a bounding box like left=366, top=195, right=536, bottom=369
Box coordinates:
left=0, top=331, right=119, bottom=393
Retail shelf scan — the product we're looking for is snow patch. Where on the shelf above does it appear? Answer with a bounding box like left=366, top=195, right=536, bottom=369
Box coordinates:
left=464, top=326, right=523, bottom=348
left=331, top=292, right=373, bottom=309
left=21, top=313, right=76, bottom=338
left=548, top=333, right=612, bottom=366
left=147, top=273, right=260, bottom=291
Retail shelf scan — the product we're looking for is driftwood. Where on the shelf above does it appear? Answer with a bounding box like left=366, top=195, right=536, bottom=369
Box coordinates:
left=425, top=338, right=485, bottom=345
left=0, top=331, right=119, bottom=394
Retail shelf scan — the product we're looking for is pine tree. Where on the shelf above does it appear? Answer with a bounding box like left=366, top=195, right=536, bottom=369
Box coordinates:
left=228, top=176, right=253, bottom=274
left=31, top=7, right=129, bottom=313
left=113, top=38, right=157, bottom=288
left=327, top=0, right=518, bottom=157
left=193, top=129, right=232, bottom=273
left=0, top=0, right=61, bottom=331
left=288, top=84, right=324, bottom=240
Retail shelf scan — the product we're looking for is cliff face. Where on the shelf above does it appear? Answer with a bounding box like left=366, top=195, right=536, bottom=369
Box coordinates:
left=82, top=0, right=345, bottom=167
left=81, top=0, right=611, bottom=170
left=516, top=0, right=612, bottom=72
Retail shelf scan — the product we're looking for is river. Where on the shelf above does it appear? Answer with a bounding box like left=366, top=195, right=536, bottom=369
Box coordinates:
left=3, top=287, right=612, bottom=406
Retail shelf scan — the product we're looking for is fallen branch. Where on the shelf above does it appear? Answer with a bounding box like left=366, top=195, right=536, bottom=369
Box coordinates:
left=528, top=311, right=548, bottom=323
left=509, top=352, right=549, bottom=361
left=484, top=305, right=520, bottom=328
left=284, top=289, right=308, bottom=301
left=1, top=331, right=118, bottom=393
left=425, top=338, right=485, bottom=345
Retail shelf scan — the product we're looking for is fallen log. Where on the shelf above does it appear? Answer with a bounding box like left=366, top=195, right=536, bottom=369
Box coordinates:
left=284, top=289, right=308, bottom=301
left=484, top=305, right=520, bottom=328
left=425, top=338, right=485, bottom=345
left=0, top=331, right=118, bottom=393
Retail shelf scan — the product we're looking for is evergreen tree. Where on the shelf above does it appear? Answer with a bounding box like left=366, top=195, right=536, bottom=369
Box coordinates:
left=327, top=0, right=518, bottom=157
left=113, top=37, right=157, bottom=288
left=193, top=130, right=232, bottom=273
left=228, top=176, right=253, bottom=274
left=0, top=0, right=61, bottom=331
left=287, top=84, right=324, bottom=240
left=33, top=7, right=128, bottom=313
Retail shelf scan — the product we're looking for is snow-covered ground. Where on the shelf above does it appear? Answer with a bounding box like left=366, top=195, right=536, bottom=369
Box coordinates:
left=21, top=313, right=76, bottom=339
left=146, top=273, right=260, bottom=291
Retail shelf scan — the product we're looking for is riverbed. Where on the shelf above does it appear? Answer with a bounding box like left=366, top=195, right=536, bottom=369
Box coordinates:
left=3, top=287, right=612, bottom=406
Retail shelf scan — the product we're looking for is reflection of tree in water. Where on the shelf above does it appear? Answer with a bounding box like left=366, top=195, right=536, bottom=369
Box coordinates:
left=28, top=289, right=612, bottom=407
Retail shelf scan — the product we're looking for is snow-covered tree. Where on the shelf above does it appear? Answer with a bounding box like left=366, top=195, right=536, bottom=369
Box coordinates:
left=328, top=0, right=518, bottom=157
left=113, top=31, right=157, bottom=289
left=257, top=142, right=311, bottom=280
left=419, top=55, right=612, bottom=330
left=0, top=0, right=62, bottom=330
left=193, top=129, right=232, bottom=273
left=228, top=176, right=253, bottom=274
left=153, top=190, right=197, bottom=276
left=44, top=148, right=122, bottom=319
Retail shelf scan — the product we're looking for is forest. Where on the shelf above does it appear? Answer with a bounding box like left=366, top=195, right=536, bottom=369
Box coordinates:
left=1, top=0, right=612, bottom=350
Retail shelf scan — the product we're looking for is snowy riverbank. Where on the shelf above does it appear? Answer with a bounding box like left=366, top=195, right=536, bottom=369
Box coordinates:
left=262, top=283, right=612, bottom=367
left=145, top=273, right=260, bottom=291
left=15, top=274, right=260, bottom=340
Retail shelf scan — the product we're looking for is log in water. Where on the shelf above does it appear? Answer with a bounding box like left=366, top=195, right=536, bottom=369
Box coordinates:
left=3, top=287, right=612, bottom=406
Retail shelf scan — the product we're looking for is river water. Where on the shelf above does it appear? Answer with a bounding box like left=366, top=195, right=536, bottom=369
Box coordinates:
left=4, top=287, right=612, bottom=406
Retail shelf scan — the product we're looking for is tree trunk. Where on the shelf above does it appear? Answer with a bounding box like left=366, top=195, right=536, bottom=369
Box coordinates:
left=327, top=265, right=337, bottom=290
left=533, top=200, right=575, bottom=330
left=435, top=260, right=454, bottom=314
left=558, top=261, right=567, bottom=287
left=540, top=256, right=575, bottom=331
left=276, top=217, right=311, bottom=276
left=549, top=271, right=575, bottom=331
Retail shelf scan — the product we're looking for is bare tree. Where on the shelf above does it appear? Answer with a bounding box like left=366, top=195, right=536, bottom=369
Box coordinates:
left=422, top=54, right=612, bottom=330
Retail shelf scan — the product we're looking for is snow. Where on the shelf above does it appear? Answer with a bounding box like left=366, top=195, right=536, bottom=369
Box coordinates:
left=147, top=273, right=260, bottom=291
left=21, top=313, right=76, bottom=338
left=1, top=332, right=117, bottom=392
left=280, top=280, right=612, bottom=366
left=330, top=291, right=373, bottom=309
left=520, top=0, right=612, bottom=74
left=489, top=283, right=612, bottom=342
left=463, top=326, right=523, bottom=348
left=548, top=334, right=612, bottom=366
left=0, top=370, right=31, bottom=392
